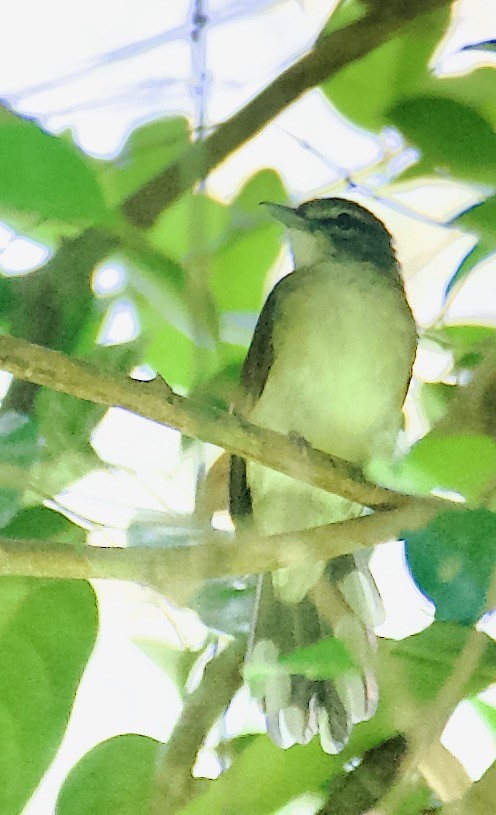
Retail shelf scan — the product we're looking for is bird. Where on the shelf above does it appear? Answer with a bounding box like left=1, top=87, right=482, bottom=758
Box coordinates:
left=229, top=196, right=417, bottom=753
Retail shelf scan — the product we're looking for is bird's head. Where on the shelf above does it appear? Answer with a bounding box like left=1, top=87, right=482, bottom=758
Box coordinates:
left=263, top=197, right=398, bottom=274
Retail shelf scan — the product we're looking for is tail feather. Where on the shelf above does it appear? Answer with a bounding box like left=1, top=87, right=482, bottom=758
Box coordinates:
left=247, top=552, right=380, bottom=753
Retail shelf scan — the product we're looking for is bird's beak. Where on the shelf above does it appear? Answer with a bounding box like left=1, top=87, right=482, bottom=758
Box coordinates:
left=262, top=202, right=304, bottom=229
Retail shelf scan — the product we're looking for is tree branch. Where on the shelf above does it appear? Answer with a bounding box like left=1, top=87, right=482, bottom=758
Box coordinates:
left=122, top=0, right=450, bottom=228
left=0, top=501, right=439, bottom=594
left=0, top=332, right=416, bottom=508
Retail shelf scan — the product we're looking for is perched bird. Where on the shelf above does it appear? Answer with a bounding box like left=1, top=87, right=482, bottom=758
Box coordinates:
left=229, top=197, right=417, bottom=752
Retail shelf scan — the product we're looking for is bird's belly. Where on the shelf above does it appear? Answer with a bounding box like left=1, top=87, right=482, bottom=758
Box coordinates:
left=247, top=269, right=414, bottom=536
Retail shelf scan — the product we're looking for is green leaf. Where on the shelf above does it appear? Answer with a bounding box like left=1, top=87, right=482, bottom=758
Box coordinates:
left=0, top=413, right=41, bottom=527
left=447, top=195, right=496, bottom=289
left=404, top=509, right=496, bottom=625
left=148, top=191, right=230, bottom=263
left=56, top=734, right=159, bottom=815
left=177, top=706, right=392, bottom=815
left=387, top=97, right=496, bottom=185
left=372, top=434, right=496, bottom=503
left=279, top=638, right=357, bottom=681
left=323, top=7, right=449, bottom=130
left=98, top=116, right=189, bottom=206
left=0, top=578, right=97, bottom=815
left=319, top=0, right=366, bottom=38
left=210, top=171, right=286, bottom=313
left=379, top=622, right=496, bottom=703
left=0, top=106, right=107, bottom=224
left=2, top=506, right=85, bottom=544
left=192, top=578, right=257, bottom=636
left=471, top=697, right=496, bottom=742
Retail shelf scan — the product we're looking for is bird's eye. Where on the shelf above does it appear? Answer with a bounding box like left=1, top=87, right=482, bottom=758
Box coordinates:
left=335, top=212, right=353, bottom=231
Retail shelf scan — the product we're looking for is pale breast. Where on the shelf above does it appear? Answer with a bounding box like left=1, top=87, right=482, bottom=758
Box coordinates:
left=247, top=261, right=416, bottom=537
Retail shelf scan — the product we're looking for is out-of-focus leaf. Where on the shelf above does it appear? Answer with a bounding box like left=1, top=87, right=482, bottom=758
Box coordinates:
left=418, top=382, right=454, bottom=427
left=0, top=578, right=97, bottom=815
left=192, top=577, right=257, bottom=636
left=0, top=412, right=40, bottom=468
left=387, top=97, right=496, bottom=185
left=210, top=170, right=286, bottom=313
left=319, top=0, right=366, bottom=38
left=279, top=638, right=357, bottom=681
left=404, top=509, right=496, bottom=625
left=471, top=697, right=496, bottom=741
left=2, top=506, right=85, bottom=545
left=379, top=622, right=496, bottom=703
left=323, top=7, right=449, bottom=130
left=97, top=116, right=189, bottom=206
left=56, top=734, right=159, bottom=815
left=177, top=705, right=392, bottom=815
left=447, top=195, right=496, bottom=290
left=142, top=315, right=197, bottom=390
left=0, top=106, right=107, bottom=224
left=0, top=413, right=41, bottom=527
left=149, top=191, right=230, bottom=263
left=370, top=434, right=496, bottom=503
left=133, top=638, right=200, bottom=692
left=461, top=39, right=496, bottom=54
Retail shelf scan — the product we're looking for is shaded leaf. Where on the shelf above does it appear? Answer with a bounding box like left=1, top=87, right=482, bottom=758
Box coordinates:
left=404, top=510, right=496, bottom=625
left=98, top=116, right=189, bottom=206
left=192, top=577, right=257, bottom=636
left=371, top=434, right=496, bottom=503
left=210, top=170, right=286, bottom=313
left=379, top=622, right=496, bottom=702
left=387, top=97, right=496, bottom=185
left=2, top=506, right=85, bottom=545
left=177, top=705, right=392, bottom=815
left=0, top=106, right=107, bottom=224
left=56, top=734, right=159, bottom=815
left=0, top=579, right=97, bottom=815
left=323, top=7, right=449, bottom=130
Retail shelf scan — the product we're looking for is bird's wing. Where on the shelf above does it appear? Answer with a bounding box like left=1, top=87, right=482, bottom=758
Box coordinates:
left=229, top=275, right=292, bottom=520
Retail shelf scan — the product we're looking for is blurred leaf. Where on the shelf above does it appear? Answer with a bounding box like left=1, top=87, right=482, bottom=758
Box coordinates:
left=323, top=7, right=449, bottom=130
left=133, top=639, right=200, bottom=692
left=387, top=97, right=496, bottom=185
left=0, top=412, right=40, bottom=468
left=379, top=622, right=496, bottom=702
left=97, top=116, right=189, bottom=206
left=141, top=313, right=196, bottom=390
left=419, top=382, right=454, bottom=427
left=447, top=195, right=496, bottom=290
left=56, top=734, right=159, bottom=815
left=319, top=0, right=366, bottom=38
left=149, top=191, right=230, bottom=263
left=0, top=106, right=107, bottom=224
left=371, top=434, right=496, bottom=503
left=279, top=638, right=357, bottom=681
left=404, top=509, right=496, bottom=625
left=192, top=577, right=257, bottom=636
left=210, top=170, right=286, bottom=313
left=461, top=39, right=496, bottom=54
left=177, top=706, right=392, bottom=815
left=0, top=413, right=41, bottom=527
left=471, top=697, right=496, bottom=742
left=2, top=506, right=85, bottom=545
left=0, top=578, right=97, bottom=815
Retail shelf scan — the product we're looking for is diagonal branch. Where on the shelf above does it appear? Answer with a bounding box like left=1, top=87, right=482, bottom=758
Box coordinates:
left=122, top=0, right=450, bottom=228
left=0, top=332, right=419, bottom=508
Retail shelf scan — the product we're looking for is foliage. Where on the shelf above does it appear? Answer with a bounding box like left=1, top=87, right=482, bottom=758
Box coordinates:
left=0, top=0, right=495, bottom=814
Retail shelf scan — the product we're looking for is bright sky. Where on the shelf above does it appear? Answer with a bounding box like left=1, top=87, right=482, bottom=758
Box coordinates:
left=0, top=0, right=495, bottom=812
